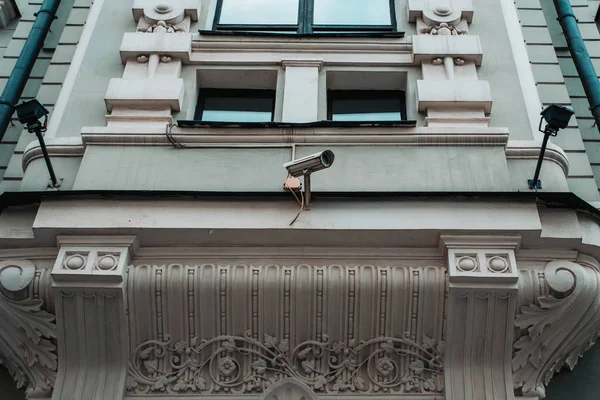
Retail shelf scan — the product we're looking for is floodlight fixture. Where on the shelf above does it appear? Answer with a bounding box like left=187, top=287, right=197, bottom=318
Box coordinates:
left=14, top=99, right=58, bottom=188
left=529, top=104, right=575, bottom=189
left=15, top=99, right=49, bottom=133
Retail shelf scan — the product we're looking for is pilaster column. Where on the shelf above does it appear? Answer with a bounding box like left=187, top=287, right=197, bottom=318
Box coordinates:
left=440, top=235, right=520, bottom=400
left=51, top=236, right=137, bottom=400
left=105, top=0, right=198, bottom=127
left=410, top=0, right=492, bottom=127
left=281, top=60, right=323, bottom=123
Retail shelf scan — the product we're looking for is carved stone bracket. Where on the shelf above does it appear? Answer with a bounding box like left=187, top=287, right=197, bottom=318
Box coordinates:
left=51, top=236, right=137, bottom=400
left=513, top=257, right=600, bottom=398
left=0, top=259, right=56, bottom=398
left=132, top=0, right=199, bottom=33
left=441, top=235, right=520, bottom=400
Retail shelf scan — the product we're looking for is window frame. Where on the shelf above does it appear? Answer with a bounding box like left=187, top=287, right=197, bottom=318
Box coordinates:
left=213, top=0, right=397, bottom=34
left=327, top=90, right=407, bottom=122
left=195, top=88, right=277, bottom=122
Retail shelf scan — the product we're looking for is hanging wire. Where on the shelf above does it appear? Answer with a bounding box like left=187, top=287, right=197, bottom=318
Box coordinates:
left=284, top=174, right=305, bottom=226
left=166, top=123, right=185, bottom=148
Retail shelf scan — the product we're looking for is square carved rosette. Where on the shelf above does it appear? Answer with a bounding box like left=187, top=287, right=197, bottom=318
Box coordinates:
left=448, top=248, right=518, bottom=284
left=52, top=246, right=129, bottom=282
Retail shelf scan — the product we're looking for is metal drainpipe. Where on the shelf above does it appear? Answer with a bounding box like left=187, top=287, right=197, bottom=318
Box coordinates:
left=0, top=0, right=60, bottom=139
left=554, top=0, right=600, bottom=130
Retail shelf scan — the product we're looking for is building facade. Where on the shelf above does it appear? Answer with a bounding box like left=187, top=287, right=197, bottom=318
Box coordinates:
left=2, top=0, right=600, bottom=399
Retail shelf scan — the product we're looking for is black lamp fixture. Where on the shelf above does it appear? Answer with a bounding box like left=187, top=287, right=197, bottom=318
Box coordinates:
left=14, top=99, right=58, bottom=187
left=528, top=104, right=575, bottom=189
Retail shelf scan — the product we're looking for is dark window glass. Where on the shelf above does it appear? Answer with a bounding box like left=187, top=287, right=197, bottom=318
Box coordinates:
left=328, top=90, right=406, bottom=122
left=215, top=0, right=396, bottom=34
left=313, top=0, right=392, bottom=26
left=195, top=89, right=275, bottom=122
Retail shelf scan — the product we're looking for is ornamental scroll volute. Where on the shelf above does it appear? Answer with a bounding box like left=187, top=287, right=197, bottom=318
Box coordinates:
left=0, top=259, right=56, bottom=398
left=513, top=258, right=600, bottom=398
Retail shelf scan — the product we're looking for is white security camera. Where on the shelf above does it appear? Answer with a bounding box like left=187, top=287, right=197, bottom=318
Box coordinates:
left=283, top=150, right=335, bottom=178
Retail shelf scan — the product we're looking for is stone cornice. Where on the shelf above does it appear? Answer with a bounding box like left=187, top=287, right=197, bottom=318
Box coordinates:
left=80, top=125, right=510, bottom=147
left=505, top=140, right=570, bottom=176
left=22, top=137, right=84, bottom=171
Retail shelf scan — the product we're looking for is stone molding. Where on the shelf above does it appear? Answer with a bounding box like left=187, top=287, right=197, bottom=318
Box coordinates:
left=505, top=140, right=570, bottom=176
left=79, top=125, right=510, bottom=147
left=22, top=137, right=84, bottom=171
left=413, top=35, right=483, bottom=65
left=190, top=36, right=413, bottom=66
left=51, top=236, right=136, bottom=400
left=0, top=259, right=57, bottom=398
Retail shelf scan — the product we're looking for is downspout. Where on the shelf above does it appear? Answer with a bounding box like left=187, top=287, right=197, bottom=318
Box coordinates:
left=553, top=0, right=600, bottom=131
left=0, top=0, right=60, bottom=139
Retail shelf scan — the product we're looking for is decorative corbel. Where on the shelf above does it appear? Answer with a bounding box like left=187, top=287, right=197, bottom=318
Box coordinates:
left=0, top=259, right=56, bottom=398
left=513, top=256, right=600, bottom=398
left=440, top=235, right=521, bottom=400
left=51, top=236, right=137, bottom=400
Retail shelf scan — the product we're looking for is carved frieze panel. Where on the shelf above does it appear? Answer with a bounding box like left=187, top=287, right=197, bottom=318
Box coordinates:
left=125, top=263, right=447, bottom=396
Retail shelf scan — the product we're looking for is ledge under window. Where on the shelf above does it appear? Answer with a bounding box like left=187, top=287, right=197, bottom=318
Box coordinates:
left=199, top=30, right=405, bottom=38
left=176, top=120, right=417, bottom=129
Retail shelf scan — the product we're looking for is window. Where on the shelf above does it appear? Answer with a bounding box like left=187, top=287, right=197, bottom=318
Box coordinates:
left=214, top=0, right=396, bottom=34
left=328, top=90, right=406, bottom=122
left=195, top=89, right=275, bottom=122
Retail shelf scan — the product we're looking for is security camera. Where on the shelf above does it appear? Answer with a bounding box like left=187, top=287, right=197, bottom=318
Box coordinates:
left=283, top=150, right=335, bottom=177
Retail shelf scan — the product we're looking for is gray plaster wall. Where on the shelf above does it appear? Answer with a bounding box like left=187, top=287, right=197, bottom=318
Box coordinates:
left=72, top=145, right=514, bottom=192
left=473, top=0, right=535, bottom=140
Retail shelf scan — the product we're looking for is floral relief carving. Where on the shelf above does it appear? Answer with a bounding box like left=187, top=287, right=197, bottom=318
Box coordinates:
left=127, top=331, right=444, bottom=395
left=421, top=22, right=466, bottom=36
left=513, top=260, right=600, bottom=398
left=0, top=260, right=56, bottom=398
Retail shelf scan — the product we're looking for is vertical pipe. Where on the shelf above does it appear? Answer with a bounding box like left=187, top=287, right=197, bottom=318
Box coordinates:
left=553, top=0, right=600, bottom=131
left=0, top=0, right=60, bottom=139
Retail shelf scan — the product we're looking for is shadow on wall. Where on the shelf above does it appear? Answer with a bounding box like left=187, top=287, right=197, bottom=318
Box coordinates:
left=546, top=342, right=600, bottom=399
left=0, top=365, right=24, bottom=399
